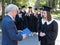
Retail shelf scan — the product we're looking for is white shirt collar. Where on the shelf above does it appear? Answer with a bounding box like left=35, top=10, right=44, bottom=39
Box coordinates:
left=7, top=13, right=15, bottom=21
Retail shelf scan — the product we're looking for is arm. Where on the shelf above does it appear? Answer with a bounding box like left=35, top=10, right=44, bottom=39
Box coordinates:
left=6, top=21, right=23, bottom=41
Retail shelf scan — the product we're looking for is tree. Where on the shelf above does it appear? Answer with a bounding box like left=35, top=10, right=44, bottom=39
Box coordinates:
left=12, top=0, right=28, bottom=7
left=35, top=0, right=46, bottom=8
left=2, top=0, right=5, bottom=18
left=35, top=0, right=41, bottom=8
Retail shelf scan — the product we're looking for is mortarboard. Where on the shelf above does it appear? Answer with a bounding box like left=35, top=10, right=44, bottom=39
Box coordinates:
left=20, top=28, right=31, bottom=36
left=43, top=6, right=52, bottom=12
left=28, top=6, right=32, bottom=9
left=21, top=5, right=26, bottom=8
left=39, top=7, right=43, bottom=10
left=34, top=8, right=38, bottom=10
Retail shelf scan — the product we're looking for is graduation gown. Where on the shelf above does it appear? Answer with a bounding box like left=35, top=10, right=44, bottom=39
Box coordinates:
left=28, top=14, right=38, bottom=32
left=31, top=14, right=38, bottom=32
left=20, top=11, right=26, bottom=17
left=28, top=14, right=42, bottom=32
left=37, top=14, right=42, bottom=41
left=15, top=15, right=27, bottom=30
left=39, top=19, right=58, bottom=45
left=23, top=14, right=34, bottom=32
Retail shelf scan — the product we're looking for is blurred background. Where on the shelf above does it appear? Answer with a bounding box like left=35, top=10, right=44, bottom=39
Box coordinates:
left=0, top=0, right=60, bottom=45
left=0, top=0, right=60, bottom=20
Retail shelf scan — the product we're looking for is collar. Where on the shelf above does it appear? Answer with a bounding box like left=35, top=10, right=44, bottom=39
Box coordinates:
left=46, top=19, right=55, bottom=25
left=42, top=18, right=47, bottom=24
left=7, top=13, right=15, bottom=21
left=42, top=18, right=55, bottom=25
left=22, top=10, right=24, bottom=12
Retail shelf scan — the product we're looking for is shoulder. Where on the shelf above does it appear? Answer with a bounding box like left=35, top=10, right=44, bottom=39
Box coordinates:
left=52, top=20, right=58, bottom=25
left=2, top=15, right=13, bottom=25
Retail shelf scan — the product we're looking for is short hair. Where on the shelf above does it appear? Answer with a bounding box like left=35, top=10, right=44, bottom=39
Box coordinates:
left=6, top=4, right=18, bottom=13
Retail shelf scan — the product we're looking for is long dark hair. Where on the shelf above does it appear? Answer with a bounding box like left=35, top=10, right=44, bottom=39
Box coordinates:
left=47, top=12, right=51, bottom=21
left=42, top=11, right=51, bottom=21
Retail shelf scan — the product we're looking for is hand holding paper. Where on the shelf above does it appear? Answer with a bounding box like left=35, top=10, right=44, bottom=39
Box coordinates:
left=20, top=28, right=31, bottom=36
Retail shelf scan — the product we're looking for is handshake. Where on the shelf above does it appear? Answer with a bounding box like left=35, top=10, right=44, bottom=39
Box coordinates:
left=40, top=32, right=46, bottom=37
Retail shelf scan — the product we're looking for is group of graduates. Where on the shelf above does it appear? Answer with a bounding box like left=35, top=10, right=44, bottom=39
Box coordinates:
left=15, top=5, right=58, bottom=45
left=15, top=6, right=42, bottom=33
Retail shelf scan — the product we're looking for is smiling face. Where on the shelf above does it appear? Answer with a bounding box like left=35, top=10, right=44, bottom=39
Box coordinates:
left=42, top=10, right=51, bottom=21
left=42, top=11, right=47, bottom=19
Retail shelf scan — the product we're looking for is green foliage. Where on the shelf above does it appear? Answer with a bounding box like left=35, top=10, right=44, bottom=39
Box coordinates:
left=13, top=0, right=28, bottom=7
left=40, top=0, right=46, bottom=5
left=0, top=0, right=28, bottom=7
left=51, top=11, right=60, bottom=18
left=5, top=0, right=10, bottom=4
left=31, top=0, right=36, bottom=3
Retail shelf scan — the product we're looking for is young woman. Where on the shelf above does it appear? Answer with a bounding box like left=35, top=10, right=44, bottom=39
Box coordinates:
left=39, top=6, right=58, bottom=45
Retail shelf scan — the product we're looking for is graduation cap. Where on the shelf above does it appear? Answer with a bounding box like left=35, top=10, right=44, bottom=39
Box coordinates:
left=39, top=7, right=43, bottom=10
left=28, top=6, right=32, bottom=9
left=21, top=5, right=26, bottom=8
left=20, top=28, right=31, bottom=36
left=43, top=6, right=52, bottom=12
left=19, top=7, right=21, bottom=10
left=34, top=8, right=38, bottom=10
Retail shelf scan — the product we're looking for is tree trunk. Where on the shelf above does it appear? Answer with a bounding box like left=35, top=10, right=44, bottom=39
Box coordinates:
left=10, top=0, right=12, bottom=4
left=59, top=0, right=60, bottom=8
left=2, top=0, right=5, bottom=19
left=35, top=0, right=41, bottom=8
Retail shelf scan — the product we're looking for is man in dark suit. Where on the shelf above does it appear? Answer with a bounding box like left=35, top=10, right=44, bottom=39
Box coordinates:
left=2, top=4, right=27, bottom=45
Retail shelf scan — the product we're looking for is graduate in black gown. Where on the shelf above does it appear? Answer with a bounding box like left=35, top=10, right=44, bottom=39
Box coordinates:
left=15, top=9, right=24, bottom=30
left=15, top=8, right=27, bottom=30
left=25, top=6, right=34, bottom=32
left=27, top=8, right=38, bottom=33
left=37, top=7, right=43, bottom=42
left=33, top=8, right=38, bottom=33
left=20, top=5, right=26, bottom=17
left=39, top=6, right=58, bottom=45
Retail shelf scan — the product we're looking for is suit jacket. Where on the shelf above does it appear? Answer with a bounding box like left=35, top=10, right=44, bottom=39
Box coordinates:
left=2, top=15, right=23, bottom=45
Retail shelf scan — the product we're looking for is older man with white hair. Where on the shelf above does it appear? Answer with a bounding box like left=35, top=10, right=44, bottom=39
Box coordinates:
left=2, top=4, right=27, bottom=45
